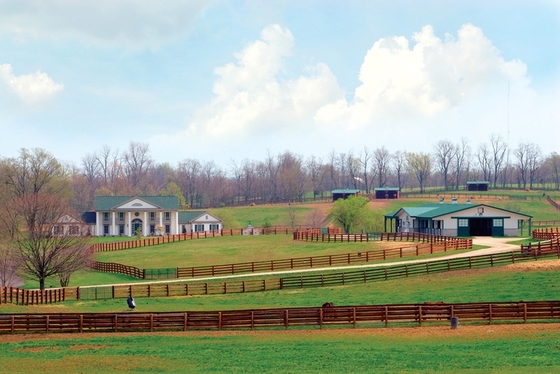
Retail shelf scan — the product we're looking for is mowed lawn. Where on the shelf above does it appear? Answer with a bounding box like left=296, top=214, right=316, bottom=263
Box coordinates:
left=2, top=325, right=560, bottom=373
left=7, top=261, right=560, bottom=314
left=93, top=234, right=389, bottom=268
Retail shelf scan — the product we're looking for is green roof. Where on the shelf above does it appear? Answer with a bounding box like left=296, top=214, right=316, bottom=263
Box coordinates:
left=331, top=189, right=360, bottom=194
left=385, top=203, right=532, bottom=219
left=178, top=211, right=205, bottom=223
left=94, top=196, right=179, bottom=210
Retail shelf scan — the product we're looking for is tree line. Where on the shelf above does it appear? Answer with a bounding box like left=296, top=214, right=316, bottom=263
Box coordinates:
left=3, top=136, right=560, bottom=213
left=0, top=136, right=558, bottom=288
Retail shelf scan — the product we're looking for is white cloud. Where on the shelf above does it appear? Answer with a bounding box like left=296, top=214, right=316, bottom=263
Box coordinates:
left=0, top=63, right=64, bottom=104
left=0, top=0, right=210, bottom=47
left=187, top=24, right=344, bottom=138
left=315, top=24, right=530, bottom=128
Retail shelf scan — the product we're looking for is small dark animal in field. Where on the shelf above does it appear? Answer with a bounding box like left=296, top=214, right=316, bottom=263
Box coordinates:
left=127, top=296, right=136, bottom=309
left=322, top=302, right=335, bottom=308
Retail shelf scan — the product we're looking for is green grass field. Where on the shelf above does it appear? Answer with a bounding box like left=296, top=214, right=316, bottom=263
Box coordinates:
left=2, top=326, right=560, bottom=373
left=3, top=196, right=560, bottom=373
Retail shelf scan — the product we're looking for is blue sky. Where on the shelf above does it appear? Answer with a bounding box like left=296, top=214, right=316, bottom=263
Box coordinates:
left=1, top=1, right=559, bottom=168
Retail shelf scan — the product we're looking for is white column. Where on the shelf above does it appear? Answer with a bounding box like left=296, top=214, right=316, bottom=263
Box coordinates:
left=159, top=211, right=163, bottom=227
left=96, top=212, right=101, bottom=236
left=111, top=212, right=116, bottom=236
left=175, top=211, right=179, bottom=235
left=143, top=211, right=148, bottom=236
left=127, top=211, right=132, bottom=236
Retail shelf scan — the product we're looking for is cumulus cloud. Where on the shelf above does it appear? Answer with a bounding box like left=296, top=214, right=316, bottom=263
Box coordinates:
left=0, top=64, right=64, bottom=104
left=315, top=24, right=530, bottom=128
left=0, top=0, right=209, bottom=47
left=187, top=24, right=344, bottom=137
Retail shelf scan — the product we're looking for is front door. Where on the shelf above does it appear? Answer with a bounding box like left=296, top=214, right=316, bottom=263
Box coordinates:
left=131, top=219, right=142, bottom=236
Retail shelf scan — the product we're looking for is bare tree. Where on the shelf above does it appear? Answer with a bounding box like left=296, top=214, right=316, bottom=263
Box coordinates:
left=358, top=147, right=372, bottom=193
left=433, top=140, right=456, bottom=191
left=122, top=142, right=153, bottom=192
left=490, top=134, right=508, bottom=188
left=406, top=152, right=432, bottom=193
left=392, top=150, right=407, bottom=190
left=373, top=147, right=391, bottom=188
left=10, top=193, right=90, bottom=290
left=477, top=143, right=492, bottom=182
left=306, top=207, right=326, bottom=227
left=2, top=148, right=68, bottom=198
left=0, top=240, right=21, bottom=287
left=453, top=138, right=470, bottom=190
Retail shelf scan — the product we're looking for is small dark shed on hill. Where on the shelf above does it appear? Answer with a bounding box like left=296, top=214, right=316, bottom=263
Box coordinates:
left=374, top=187, right=400, bottom=199
left=332, top=189, right=360, bottom=201
left=467, top=181, right=489, bottom=191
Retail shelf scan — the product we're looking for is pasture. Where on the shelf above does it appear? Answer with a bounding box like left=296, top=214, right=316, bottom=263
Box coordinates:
left=3, top=195, right=560, bottom=372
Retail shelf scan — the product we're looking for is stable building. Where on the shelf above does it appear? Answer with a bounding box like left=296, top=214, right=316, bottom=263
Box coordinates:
left=467, top=181, right=490, bottom=191
left=384, top=203, right=532, bottom=237
left=374, top=187, right=400, bottom=199
left=332, top=189, right=360, bottom=201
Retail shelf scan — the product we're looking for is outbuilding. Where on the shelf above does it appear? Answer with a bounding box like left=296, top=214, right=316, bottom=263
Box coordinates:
left=384, top=203, right=532, bottom=237
left=332, top=189, right=360, bottom=201
left=467, top=181, right=490, bottom=191
left=374, top=187, right=400, bottom=199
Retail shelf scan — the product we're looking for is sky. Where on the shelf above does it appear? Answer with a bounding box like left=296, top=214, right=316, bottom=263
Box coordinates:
left=1, top=0, right=559, bottom=168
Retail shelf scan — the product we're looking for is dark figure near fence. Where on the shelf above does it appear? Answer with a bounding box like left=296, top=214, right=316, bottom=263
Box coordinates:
left=127, top=296, right=136, bottom=309
left=322, top=302, right=335, bottom=320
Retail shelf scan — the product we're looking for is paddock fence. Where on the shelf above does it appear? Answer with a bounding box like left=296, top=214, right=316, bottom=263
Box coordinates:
left=90, top=227, right=294, bottom=253
left=1, top=300, right=559, bottom=335
left=532, top=228, right=560, bottom=241
left=90, top=233, right=472, bottom=280
left=522, top=238, right=560, bottom=255
left=5, top=247, right=558, bottom=305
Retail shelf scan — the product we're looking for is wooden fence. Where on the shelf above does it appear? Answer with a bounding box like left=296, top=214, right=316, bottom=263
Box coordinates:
left=91, top=234, right=472, bottom=280
left=522, top=238, right=560, bottom=255
left=546, top=195, right=560, bottom=210
left=3, top=248, right=560, bottom=305
left=1, top=301, right=559, bottom=334
left=532, top=228, right=560, bottom=241
left=533, top=220, right=560, bottom=227
left=90, top=227, right=293, bottom=252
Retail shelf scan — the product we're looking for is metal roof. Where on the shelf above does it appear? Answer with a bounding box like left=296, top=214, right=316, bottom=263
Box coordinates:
left=94, top=196, right=179, bottom=210
left=385, top=203, right=532, bottom=219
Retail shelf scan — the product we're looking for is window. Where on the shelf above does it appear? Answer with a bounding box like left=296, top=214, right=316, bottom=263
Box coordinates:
left=165, top=224, right=170, bottom=234
left=119, top=225, right=125, bottom=235
left=69, top=226, right=79, bottom=235
left=119, top=212, right=124, bottom=221
left=150, top=225, right=155, bottom=235
left=195, top=224, right=204, bottom=232
left=493, top=219, right=503, bottom=227
left=165, top=212, right=170, bottom=221
left=104, top=225, right=109, bottom=234
left=209, top=224, right=220, bottom=231
left=150, top=212, right=155, bottom=221
left=458, top=219, right=469, bottom=227
left=103, top=212, right=109, bottom=221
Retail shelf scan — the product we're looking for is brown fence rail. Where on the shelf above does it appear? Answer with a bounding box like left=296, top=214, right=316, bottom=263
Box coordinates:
left=1, top=301, right=559, bottom=335
left=90, top=227, right=294, bottom=253
left=546, top=195, right=560, bottom=210
left=522, top=238, right=560, bottom=255
left=91, top=233, right=472, bottom=280
left=532, top=228, right=560, bottom=241
left=5, top=242, right=558, bottom=305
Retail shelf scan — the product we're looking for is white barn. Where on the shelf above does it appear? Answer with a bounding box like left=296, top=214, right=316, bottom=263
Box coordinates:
left=384, top=203, right=532, bottom=237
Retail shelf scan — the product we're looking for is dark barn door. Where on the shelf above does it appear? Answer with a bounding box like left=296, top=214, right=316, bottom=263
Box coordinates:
left=469, top=218, right=492, bottom=236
